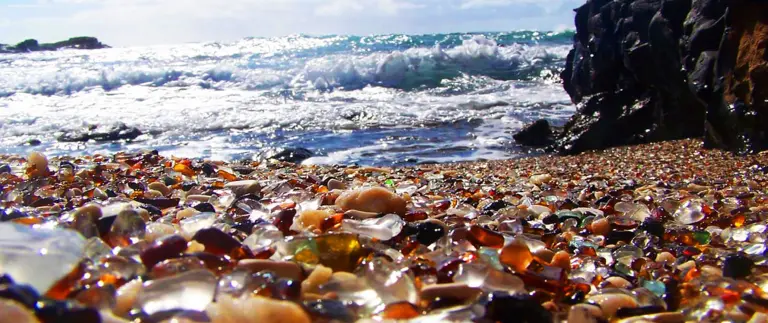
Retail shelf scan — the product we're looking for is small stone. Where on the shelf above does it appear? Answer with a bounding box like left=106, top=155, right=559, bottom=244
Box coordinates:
left=335, top=187, right=406, bottom=216
left=605, top=276, right=632, bottom=289
left=136, top=269, right=217, bottom=316
left=93, top=188, right=108, bottom=201
left=147, top=182, right=171, bottom=196
left=106, top=209, right=146, bottom=247
left=567, top=304, right=603, bottom=323
left=551, top=251, right=571, bottom=271
left=26, top=152, right=48, bottom=178
left=586, top=293, right=639, bottom=318
left=0, top=299, right=40, bottom=323
left=343, top=209, right=380, bottom=220
left=749, top=313, right=768, bottom=323
left=113, top=279, right=142, bottom=317
left=224, top=180, right=261, bottom=197
left=236, top=260, right=304, bottom=281
left=301, top=265, right=332, bottom=295
left=0, top=223, right=86, bottom=294
left=327, top=179, right=347, bottom=190
left=723, top=253, right=753, bottom=279
left=71, top=204, right=103, bottom=238
left=615, top=312, right=684, bottom=323
left=529, top=174, right=552, bottom=185
left=206, top=295, right=310, bottom=323
left=144, top=223, right=177, bottom=243
left=296, top=210, right=332, bottom=231
left=186, top=195, right=212, bottom=203
left=655, top=252, right=676, bottom=264
left=175, top=207, right=200, bottom=221
left=591, top=217, right=611, bottom=236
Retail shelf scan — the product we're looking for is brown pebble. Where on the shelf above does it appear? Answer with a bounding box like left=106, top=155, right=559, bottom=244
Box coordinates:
left=567, top=304, right=603, bottom=323
left=297, top=210, right=332, bottom=230
left=551, top=251, right=571, bottom=271
left=655, top=252, right=676, bottom=264
left=327, top=179, right=347, bottom=190
left=301, top=265, right=333, bottom=296
left=604, top=276, right=632, bottom=289
left=586, top=293, right=638, bottom=318
left=26, top=152, right=48, bottom=178
left=336, top=187, right=406, bottom=215
left=749, top=312, right=768, bottom=323
left=420, top=283, right=482, bottom=301
left=236, top=260, right=304, bottom=281
left=590, top=217, right=611, bottom=236
left=0, top=299, right=40, bottom=323
left=186, top=195, right=212, bottom=203
left=224, top=180, right=262, bottom=197
left=148, top=182, right=171, bottom=196
left=535, top=248, right=555, bottom=263
left=615, top=312, right=684, bottom=323
left=529, top=173, right=552, bottom=185
left=344, top=209, right=381, bottom=219
left=206, top=295, right=310, bottom=323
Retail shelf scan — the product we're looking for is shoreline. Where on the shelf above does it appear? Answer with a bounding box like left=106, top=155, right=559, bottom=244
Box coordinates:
left=1, top=138, right=767, bottom=322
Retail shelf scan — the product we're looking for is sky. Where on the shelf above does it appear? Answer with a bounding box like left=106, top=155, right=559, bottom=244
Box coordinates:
left=1, top=0, right=580, bottom=47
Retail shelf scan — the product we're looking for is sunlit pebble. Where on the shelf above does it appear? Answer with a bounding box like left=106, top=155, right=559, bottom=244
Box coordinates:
left=0, top=299, right=40, bottom=323
left=206, top=295, right=310, bottom=323
left=113, top=279, right=143, bottom=317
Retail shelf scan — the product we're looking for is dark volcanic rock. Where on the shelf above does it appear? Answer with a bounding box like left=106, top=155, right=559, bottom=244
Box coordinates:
left=57, top=122, right=142, bottom=143
left=517, top=0, right=767, bottom=155
left=260, top=147, right=314, bottom=164
left=2, top=37, right=109, bottom=53
left=512, top=119, right=557, bottom=147
left=704, top=1, right=768, bottom=153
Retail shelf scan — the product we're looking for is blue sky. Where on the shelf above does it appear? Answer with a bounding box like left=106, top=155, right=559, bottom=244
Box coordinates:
left=1, top=0, right=579, bottom=46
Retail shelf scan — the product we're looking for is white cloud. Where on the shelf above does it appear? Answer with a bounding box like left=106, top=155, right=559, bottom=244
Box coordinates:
left=315, top=0, right=364, bottom=16
left=315, top=0, right=423, bottom=17
left=460, top=0, right=513, bottom=9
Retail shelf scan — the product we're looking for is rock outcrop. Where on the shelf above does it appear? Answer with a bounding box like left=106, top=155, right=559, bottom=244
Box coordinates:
left=516, top=0, right=768, bottom=155
left=0, top=37, right=109, bottom=53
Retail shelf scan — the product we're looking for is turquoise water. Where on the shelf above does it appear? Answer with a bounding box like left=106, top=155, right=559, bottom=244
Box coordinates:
left=0, top=31, right=576, bottom=165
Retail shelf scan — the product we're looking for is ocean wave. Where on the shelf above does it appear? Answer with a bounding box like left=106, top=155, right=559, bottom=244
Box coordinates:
left=0, top=34, right=571, bottom=96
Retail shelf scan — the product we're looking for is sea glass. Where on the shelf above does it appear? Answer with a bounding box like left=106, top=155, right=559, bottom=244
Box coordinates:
left=0, top=223, right=86, bottom=294
left=135, top=269, right=217, bottom=316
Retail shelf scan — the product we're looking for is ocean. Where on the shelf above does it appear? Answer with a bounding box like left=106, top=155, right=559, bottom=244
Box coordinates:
left=0, top=31, right=576, bottom=166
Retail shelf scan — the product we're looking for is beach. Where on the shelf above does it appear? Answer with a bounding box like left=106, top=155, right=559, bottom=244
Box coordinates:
left=1, top=138, right=766, bottom=322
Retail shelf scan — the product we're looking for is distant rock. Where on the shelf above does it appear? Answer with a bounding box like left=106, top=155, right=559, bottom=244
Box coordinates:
left=57, top=123, right=142, bottom=143
left=258, top=147, right=314, bottom=164
left=515, top=0, right=768, bottom=155
left=1, top=37, right=109, bottom=53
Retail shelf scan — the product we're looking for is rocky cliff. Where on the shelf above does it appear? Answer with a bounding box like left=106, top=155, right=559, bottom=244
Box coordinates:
left=515, top=0, right=768, bottom=155
left=0, top=37, right=109, bottom=53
